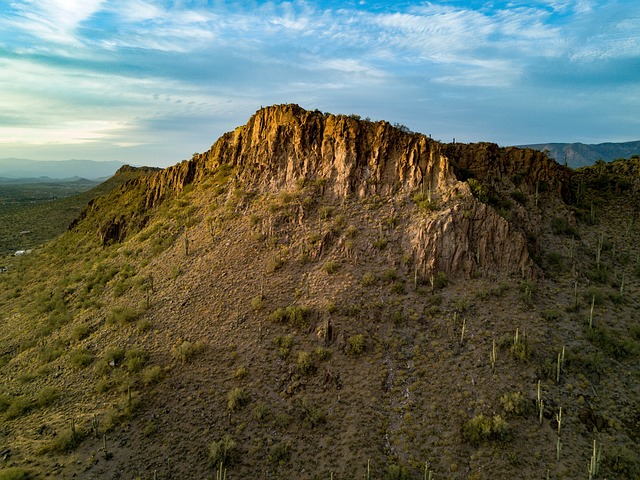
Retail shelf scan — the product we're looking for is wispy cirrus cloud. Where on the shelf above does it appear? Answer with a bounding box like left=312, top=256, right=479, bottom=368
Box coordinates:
left=5, top=0, right=106, bottom=45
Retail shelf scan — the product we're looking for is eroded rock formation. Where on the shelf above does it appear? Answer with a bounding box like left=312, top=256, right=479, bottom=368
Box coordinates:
left=76, top=104, right=572, bottom=277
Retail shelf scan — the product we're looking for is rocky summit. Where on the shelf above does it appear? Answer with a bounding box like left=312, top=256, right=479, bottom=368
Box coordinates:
left=1, top=105, right=639, bottom=479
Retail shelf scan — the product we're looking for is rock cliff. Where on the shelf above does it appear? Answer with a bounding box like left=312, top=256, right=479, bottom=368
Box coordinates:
left=76, top=104, right=572, bottom=277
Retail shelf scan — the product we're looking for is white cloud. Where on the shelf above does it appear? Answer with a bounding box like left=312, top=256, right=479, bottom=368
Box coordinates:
left=7, top=0, right=106, bottom=44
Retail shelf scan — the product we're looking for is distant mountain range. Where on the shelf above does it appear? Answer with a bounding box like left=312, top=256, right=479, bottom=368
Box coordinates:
left=518, top=140, right=640, bottom=168
left=0, top=158, right=126, bottom=180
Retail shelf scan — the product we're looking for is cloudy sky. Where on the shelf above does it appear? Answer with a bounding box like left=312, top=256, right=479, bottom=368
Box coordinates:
left=1, top=1, right=638, bottom=167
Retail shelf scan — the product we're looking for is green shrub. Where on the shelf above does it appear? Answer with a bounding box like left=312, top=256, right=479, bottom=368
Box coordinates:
left=433, top=271, right=448, bottom=289
left=0, top=395, right=11, bottom=414
left=253, top=402, right=270, bottom=423
left=551, top=217, right=578, bottom=236
left=106, top=306, right=140, bottom=325
left=142, top=366, right=164, bottom=386
left=0, top=467, right=30, bottom=480
left=384, top=464, right=412, bottom=480
left=297, top=351, right=316, bottom=375
left=381, top=268, right=398, bottom=283
left=500, top=391, right=529, bottom=417
left=602, top=444, right=640, bottom=480
left=46, top=425, right=85, bottom=453
left=586, top=326, right=638, bottom=360
left=170, top=340, right=205, bottom=363
left=268, top=440, right=291, bottom=465
left=323, top=260, right=340, bottom=274
left=71, top=324, right=90, bottom=342
left=463, top=414, right=510, bottom=445
left=390, top=281, right=405, bottom=294
left=361, top=271, right=376, bottom=286
left=69, top=348, right=95, bottom=369
left=250, top=295, right=264, bottom=311
left=467, top=178, right=489, bottom=203
left=209, top=435, right=238, bottom=467
left=299, top=397, right=325, bottom=428
left=346, top=334, right=366, bottom=355
left=413, top=192, right=438, bottom=212
left=100, top=347, right=126, bottom=369
left=373, top=238, right=388, bottom=250
left=268, top=305, right=311, bottom=327
left=273, top=335, right=293, bottom=359
left=227, top=387, right=250, bottom=412
left=125, top=348, right=148, bottom=373
left=233, top=366, right=248, bottom=379
left=35, top=387, right=60, bottom=408
left=4, top=396, right=32, bottom=420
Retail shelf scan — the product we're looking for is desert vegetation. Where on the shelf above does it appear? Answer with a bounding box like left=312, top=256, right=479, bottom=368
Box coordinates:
left=0, top=107, right=638, bottom=479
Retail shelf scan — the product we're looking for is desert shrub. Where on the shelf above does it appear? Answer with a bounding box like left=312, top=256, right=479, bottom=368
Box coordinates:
left=266, top=254, right=286, bottom=273
left=413, top=191, right=438, bottom=212
left=71, top=324, right=90, bottom=342
left=38, top=342, right=65, bottom=364
left=586, top=326, right=638, bottom=361
left=125, top=348, right=148, bottom=373
left=4, top=396, right=32, bottom=420
left=541, top=309, right=561, bottom=321
left=314, top=346, right=331, bottom=361
left=433, top=271, right=448, bottom=289
left=0, top=395, right=11, bottom=414
left=137, top=319, right=152, bottom=332
left=467, top=178, right=489, bottom=203
left=0, top=467, right=30, bottom=480
left=273, top=335, right=293, bottom=359
left=227, top=387, right=250, bottom=412
left=323, top=260, right=339, bottom=274
left=268, top=305, right=311, bottom=328
left=346, top=334, right=366, bottom=355
left=384, top=464, right=412, bottom=480
left=463, top=414, right=510, bottom=445
left=545, top=252, right=564, bottom=272
left=250, top=295, right=264, bottom=311
left=390, top=281, right=405, bottom=294
left=381, top=268, right=398, bottom=283
left=69, top=348, right=95, bottom=369
left=35, top=387, right=60, bottom=408
left=142, top=366, right=164, bottom=386
left=46, top=424, right=85, bottom=453
left=209, top=435, right=238, bottom=467
left=551, top=217, right=578, bottom=236
left=602, top=445, right=640, bottom=480
left=296, top=351, right=315, bottom=375
left=584, top=287, right=606, bottom=306
left=253, top=402, right=270, bottom=422
left=233, top=366, right=248, bottom=379
left=170, top=340, right=205, bottom=363
left=268, top=440, right=291, bottom=465
left=102, top=347, right=126, bottom=367
left=299, top=397, right=325, bottom=428
left=373, top=238, right=388, bottom=250
left=106, top=306, right=140, bottom=325
left=361, top=271, right=376, bottom=287
left=500, top=391, right=530, bottom=417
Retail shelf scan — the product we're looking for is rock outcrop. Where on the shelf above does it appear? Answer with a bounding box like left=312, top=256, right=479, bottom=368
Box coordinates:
left=75, top=104, right=573, bottom=277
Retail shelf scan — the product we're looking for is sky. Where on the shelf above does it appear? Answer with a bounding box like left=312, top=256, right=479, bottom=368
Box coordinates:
left=0, top=1, right=639, bottom=167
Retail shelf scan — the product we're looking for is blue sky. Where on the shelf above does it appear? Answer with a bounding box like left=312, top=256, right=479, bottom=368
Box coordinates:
left=0, top=1, right=638, bottom=167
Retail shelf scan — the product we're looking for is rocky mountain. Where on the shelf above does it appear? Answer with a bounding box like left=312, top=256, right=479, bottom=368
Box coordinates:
left=1, top=105, right=639, bottom=480
left=0, top=158, right=126, bottom=180
left=519, top=141, right=640, bottom=168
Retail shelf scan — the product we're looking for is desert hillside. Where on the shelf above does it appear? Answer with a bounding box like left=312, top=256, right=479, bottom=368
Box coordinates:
left=1, top=105, right=639, bottom=480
